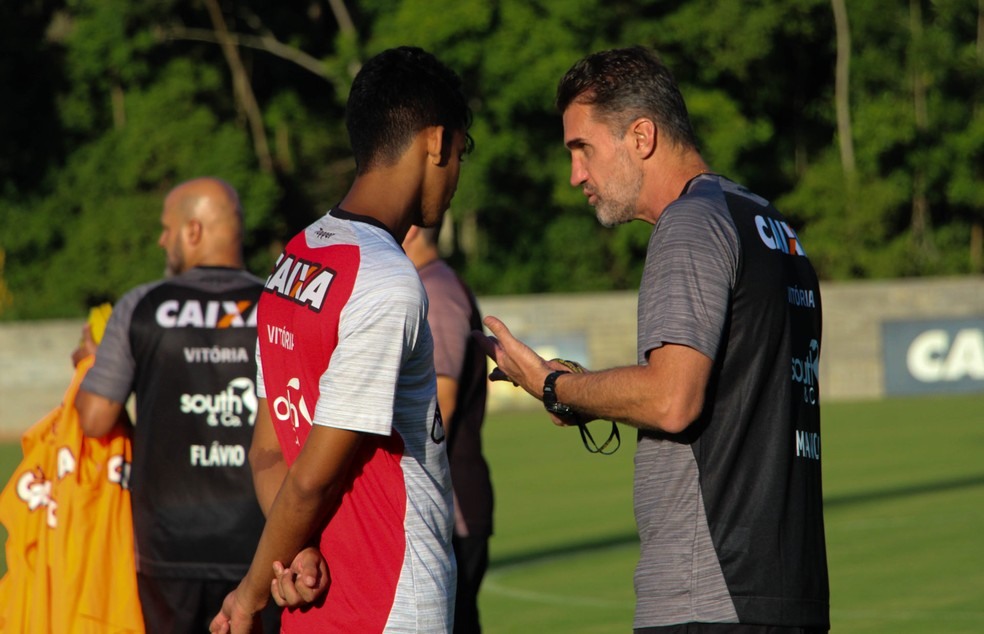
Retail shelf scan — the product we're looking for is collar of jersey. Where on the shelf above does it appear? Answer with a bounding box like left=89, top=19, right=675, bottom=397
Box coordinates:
left=330, top=206, right=398, bottom=242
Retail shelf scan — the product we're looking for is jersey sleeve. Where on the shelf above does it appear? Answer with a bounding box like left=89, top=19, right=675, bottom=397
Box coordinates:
left=80, top=282, right=158, bottom=403
left=637, top=197, right=739, bottom=362
left=312, top=266, right=428, bottom=436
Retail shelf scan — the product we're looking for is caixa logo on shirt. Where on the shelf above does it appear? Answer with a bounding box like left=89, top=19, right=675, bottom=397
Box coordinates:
left=155, top=299, right=258, bottom=328
left=756, top=215, right=807, bottom=256
left=180, top=377, right=258, bottom=427
left=264, top=254, right=336, bottom=313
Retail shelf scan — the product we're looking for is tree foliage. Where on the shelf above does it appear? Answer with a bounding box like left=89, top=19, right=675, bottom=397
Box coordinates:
left=0, top=0, right=981, bottom=319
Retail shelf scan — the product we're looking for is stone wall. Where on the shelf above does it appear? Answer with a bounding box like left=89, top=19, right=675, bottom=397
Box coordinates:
left=0, top=319, right=82, bottom=438
left=817, top=276, right=984, bottom=400
left=1, top=276, right=982, bottom=437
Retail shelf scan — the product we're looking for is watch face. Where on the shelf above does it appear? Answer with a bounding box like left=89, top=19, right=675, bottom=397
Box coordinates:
left=545, top=401, right=574, bottom=416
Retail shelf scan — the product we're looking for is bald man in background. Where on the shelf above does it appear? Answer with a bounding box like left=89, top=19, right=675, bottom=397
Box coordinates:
left=75, top=177, right=280, bottom=633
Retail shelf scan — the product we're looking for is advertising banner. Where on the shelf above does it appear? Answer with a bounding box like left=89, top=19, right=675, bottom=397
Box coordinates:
left=883, top=318, right=984, bottom=395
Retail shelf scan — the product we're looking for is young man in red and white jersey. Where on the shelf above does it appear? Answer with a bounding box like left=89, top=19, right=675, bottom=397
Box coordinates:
left=211, top=46, right=472, bottom=634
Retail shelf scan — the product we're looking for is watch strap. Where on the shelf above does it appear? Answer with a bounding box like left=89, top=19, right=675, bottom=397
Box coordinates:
left=543, top=370, right=571, bottom=414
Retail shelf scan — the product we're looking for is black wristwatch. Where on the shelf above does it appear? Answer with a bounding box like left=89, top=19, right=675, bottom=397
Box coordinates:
left=542, top=370, right=574, bottom=416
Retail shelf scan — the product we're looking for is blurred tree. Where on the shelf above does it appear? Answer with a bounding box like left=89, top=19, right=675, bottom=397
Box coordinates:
left=0, top=0, right=347, bottom=318
left=831, top=0, right=857, bottom=203
left=781, top=0, right=984, bottom=279
left=360, top=0, right=711, bottom=293
left=0, top=0, right=65, bottom=196
left=0, top=0, right=981, bottom=319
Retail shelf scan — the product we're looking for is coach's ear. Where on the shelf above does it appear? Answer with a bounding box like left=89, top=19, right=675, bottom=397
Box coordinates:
left=629, top=118, right=656, bottom=159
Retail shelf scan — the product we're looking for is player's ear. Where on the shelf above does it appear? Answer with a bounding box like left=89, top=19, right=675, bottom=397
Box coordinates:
left=403, top=225, right=420, bottom=248
left=426, top=125, right=448, bottom=166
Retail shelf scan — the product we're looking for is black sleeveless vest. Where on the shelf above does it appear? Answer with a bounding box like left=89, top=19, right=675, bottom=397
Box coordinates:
left=691, top=179, right=828, bottom=626
left=127, top=267, right=266, bottom=579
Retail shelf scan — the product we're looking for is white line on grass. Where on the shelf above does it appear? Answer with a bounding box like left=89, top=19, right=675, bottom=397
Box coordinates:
left=483, top=542, right=635, bottom=609
left=833, top=608, right=984, bottom=624
left=483, top=577, right=632, bottom=609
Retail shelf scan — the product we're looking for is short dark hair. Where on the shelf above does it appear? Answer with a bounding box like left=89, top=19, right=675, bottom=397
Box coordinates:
left=556, top=46, right=698, bottom=150
left=346, top=46, right=473, bottom=174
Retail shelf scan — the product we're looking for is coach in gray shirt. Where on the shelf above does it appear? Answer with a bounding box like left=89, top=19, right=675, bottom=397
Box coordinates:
left=475, top=47, right=829, bottom=634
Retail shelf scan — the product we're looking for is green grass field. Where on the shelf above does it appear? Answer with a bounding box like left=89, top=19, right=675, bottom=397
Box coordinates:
left=1, top=394, right=982, bottom=632
left=477, top=394, right=984, bottom=633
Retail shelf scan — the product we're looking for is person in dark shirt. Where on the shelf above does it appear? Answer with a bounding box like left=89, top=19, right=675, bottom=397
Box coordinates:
left=75, top=177, right=279, bottom=634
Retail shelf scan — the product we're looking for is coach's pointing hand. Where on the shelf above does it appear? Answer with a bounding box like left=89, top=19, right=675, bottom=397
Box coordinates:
left=474, top=316, right=553, bottom=399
